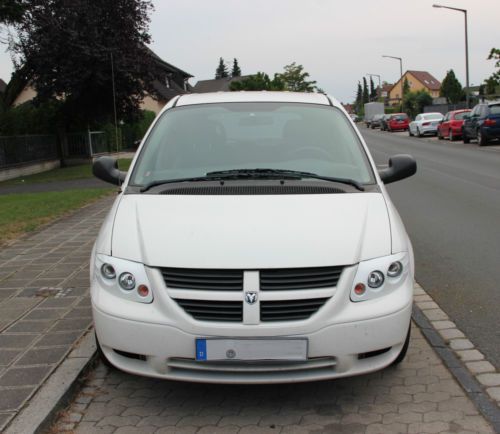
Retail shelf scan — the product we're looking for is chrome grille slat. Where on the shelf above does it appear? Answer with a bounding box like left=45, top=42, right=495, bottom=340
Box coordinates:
left=260, top=266, right=343, bottom=290
left=261, top=298, right=329, bottom=322
left=161, top=268, right=243, bottom=291
left=175, top=299, right=243, bottom=322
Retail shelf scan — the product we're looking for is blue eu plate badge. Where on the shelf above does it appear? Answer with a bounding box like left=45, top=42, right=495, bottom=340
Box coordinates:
left=196, top=339, right=207, bottom=361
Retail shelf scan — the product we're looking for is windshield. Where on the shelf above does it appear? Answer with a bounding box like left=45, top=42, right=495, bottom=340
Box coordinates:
left=130, top=102, right=375, bottom=186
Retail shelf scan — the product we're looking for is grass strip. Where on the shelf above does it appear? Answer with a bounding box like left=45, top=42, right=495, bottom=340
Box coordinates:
left=0, top=188, right=113, bottom=245
left=2, top=158, right=132, bottom=185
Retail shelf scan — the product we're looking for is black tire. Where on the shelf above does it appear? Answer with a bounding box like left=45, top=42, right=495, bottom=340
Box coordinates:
left=391, top=325, right=411, bottom=366
left=449, top=130, right=455, bottom=141
left=463, top=131, right=470, bottom=143
left=96, top=333, right=114, bottom=368
left=438, top=130, right=444, bottom=140
left=417, top=128, right=422, bottom=138
left=478, top=129, right=488, bottom=146
left=408, top=129, right=413, bottom=136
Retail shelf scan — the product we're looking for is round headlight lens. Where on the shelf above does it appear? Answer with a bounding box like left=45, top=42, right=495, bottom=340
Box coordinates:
left=367, top=270, right=384, bottom=288
left=118, top=272, right=136, bottom=290
left=101, top=263, right=116, bottom=279
left=387, top=261, right=403, bottom=277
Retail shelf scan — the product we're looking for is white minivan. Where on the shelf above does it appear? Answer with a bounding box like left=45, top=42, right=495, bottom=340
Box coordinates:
left=91, top=91, right=417, bottom=383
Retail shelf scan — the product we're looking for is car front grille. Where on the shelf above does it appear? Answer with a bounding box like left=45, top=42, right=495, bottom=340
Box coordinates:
left=161, top=268, right=243, bottom=291
left=260, top=266, right=343, bottom=290
left=175, top=299, right=243, bottom=322
left=260, top=298, right=329, bottom=322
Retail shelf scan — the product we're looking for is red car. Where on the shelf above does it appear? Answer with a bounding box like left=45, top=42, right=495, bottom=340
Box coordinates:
left=437, top=109, right=471, bottom=141
left=386, top=113, right=409, bottom=132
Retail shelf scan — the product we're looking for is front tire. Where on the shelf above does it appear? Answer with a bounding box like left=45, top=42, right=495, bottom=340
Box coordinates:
left=463, top=130, right=470, bottom=143
left=438, top=129, right=444, bottom=140
left=417, top=127, right=423, bottom=138
left=391, top=326, right=411, bottom=366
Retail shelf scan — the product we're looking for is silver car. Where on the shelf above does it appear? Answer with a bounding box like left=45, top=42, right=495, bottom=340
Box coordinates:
left=409, top=112, right=444, bottom=137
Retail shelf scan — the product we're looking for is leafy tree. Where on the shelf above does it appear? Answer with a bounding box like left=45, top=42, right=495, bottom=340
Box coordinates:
left=369, top=77, right=377, bottom=101
left=403, top=90, right=433, bottom=119
left=230, top=72, right=284, bottom=91
left=440, top=69, right=464, bottom=104
left=215, top=57, right=229, bottom=79
left=278, top=62, right=316, bottom=92
left=231, top=58, right=241, bottom=77
left=362, top=77, right=369, bottom=104
left=10, top=0, right=158, bottom=125
left=483, top=48, right=500, bottom=94
left=0, top=0, right=26, bottom=25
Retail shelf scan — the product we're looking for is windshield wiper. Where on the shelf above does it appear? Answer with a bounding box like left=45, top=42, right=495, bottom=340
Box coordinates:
left=139, top=176, right=223, bottom=192
left=206, top=168, right=365, bottom=191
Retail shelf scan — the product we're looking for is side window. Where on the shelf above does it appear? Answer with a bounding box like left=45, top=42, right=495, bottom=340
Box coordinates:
left=481, top=106, right=488, bottom=118
left=444, top=113, right=450, bottom=121
left=416, top=115, right=421, bottom=121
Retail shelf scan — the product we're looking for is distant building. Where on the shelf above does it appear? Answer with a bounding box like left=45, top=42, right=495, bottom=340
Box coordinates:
left=388, top=71, right=441, bottom=106
left=6, top=48, right=192, bottom=114
left=192, top=76, right=252, bottom=93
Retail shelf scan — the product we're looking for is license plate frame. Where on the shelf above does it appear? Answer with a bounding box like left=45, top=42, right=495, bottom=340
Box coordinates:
left=195, top=337, right=308, bottom=362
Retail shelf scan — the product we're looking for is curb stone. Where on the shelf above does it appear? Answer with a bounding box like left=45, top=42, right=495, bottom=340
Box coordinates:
left=413, top=282, right=500, bottom=431
left=4, top=331, right=98, bottom=434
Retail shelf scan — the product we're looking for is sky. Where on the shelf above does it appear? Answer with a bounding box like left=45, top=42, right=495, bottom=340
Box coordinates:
left=1, top=0, right=499, bottom=103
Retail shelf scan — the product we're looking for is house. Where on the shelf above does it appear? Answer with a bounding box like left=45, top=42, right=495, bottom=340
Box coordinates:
left=192, top=76, right=251, bottom=93
left=388, top=71, right=441, bottom=106
left=7, top=48, right=192, bottom=114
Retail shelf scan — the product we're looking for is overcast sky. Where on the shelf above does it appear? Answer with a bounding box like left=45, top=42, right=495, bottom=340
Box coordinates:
left=1, top=0, right=498, bottom=103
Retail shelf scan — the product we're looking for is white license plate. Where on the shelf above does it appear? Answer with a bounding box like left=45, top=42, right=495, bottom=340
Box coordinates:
left=195, top=338, right=308, bottom=361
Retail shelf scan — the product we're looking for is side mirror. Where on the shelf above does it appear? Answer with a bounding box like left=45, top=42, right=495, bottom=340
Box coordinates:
left=92, top=156, right=127, bottom=185
left=378, top=154, right=416, bottom=184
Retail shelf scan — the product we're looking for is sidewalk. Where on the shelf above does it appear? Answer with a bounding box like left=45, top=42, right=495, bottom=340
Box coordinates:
left=0, top=195, right=114, bottom=431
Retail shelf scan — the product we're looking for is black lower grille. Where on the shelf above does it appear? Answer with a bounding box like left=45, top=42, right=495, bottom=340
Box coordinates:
left=175, top=299, right=243, bottom=322
left=261, top=298, right=329, bottom=322
left=260, top=267, right=343, bottom=290
left=161, top=268, right=243, bottom=291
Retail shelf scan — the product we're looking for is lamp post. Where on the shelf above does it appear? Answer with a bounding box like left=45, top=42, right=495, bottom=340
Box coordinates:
left=432, top=4, right=470, bottom=108
left=367, top=74, right=381, bottom=101
left=382, top=55, right=403, bottom=110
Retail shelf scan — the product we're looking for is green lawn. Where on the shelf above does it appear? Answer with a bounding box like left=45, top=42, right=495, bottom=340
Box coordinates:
left=0, top=188, right=114, bottom=245
left=2, top=158, right=132, bottom=185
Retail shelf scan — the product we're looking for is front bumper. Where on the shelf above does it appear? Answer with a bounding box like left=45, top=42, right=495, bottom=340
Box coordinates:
left=92, top=264, right=413, bottom=383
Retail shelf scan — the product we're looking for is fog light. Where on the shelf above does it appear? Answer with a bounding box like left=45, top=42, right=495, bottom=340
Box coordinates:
left=354, top=283, right=366, bottom=295
left=101, top=263, right=116, bottom=279
left=137, top=284, right=149, bottom=297
left=119, top=272, right=136, bottom=290
left=387, top=261, right=403, bottom=277
left=367, top=270, right=384, bottom=288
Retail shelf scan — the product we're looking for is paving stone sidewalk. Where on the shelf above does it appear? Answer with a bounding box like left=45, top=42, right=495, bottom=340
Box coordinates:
left=49, top=323, right=495, bottom=434
left=0, top=195, right=115, bottom=431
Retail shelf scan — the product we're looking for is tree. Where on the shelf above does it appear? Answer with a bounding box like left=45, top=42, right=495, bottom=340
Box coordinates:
left=402, top=78, right=410, bottom=96
left=403, top=90, right=433, bottom=119
left=483, top=48, right=500, bottom=94
left=440, top=69, right=464, bottom=104
left=0, top=0, right=26, bottom=25
left=10, top=0, right=158, bottom=125
left=231, top=58, right=241, bottom=77
left=369, top=77, right=377, bottom=101
left=362, top=77, right=369, bottom=104
left=355, top=81, right=363, bottom=113
left=278, top=62, right=316, bottom=92
left=215, top=57, right=229, bottom=79
left=230, top=72, right=284, bottom=91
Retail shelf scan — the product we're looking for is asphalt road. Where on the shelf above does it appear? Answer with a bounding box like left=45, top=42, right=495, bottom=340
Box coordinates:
left=361, top=127, right=500, bottom=369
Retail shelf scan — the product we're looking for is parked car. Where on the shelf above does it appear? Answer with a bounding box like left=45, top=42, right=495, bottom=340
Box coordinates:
left=349, top=113, right=360, bottom=122
left=380, top=114, right=391, bottom=131
left=91, top=91, right=417, bottom=383
left=437, top=109, right=471, bottom=141
left=408, top=112, right=444, bottom=137
left=386, top=113, right=410, bottom=132
left=365, top=115, right=373, bottom=128
left=462, top=102, right=500, bottom=146
left=370, top=114, right=385, bottom=129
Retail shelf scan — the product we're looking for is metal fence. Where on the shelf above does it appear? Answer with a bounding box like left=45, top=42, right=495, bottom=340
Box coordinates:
left=0, top=135, right=58, bottom=169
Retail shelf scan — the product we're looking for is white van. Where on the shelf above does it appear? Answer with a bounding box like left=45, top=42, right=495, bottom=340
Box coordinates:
left=91, top=92, right=417, bottom=383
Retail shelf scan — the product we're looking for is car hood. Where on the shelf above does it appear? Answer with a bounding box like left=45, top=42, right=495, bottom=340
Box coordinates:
left=110, top=193, right=391, bottom=269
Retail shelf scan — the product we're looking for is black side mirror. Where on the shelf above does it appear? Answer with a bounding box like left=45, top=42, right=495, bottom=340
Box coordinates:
left=92, top=156, right=127, bottom=185
left=378, top=154, right=416, bottom=184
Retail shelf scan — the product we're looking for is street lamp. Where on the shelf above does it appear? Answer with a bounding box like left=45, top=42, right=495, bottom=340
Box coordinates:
left=432, top=4, right=470, bottom=108
left=382, top=55, right=403, bottom=110
left=367, top=74, right=381, bottom=101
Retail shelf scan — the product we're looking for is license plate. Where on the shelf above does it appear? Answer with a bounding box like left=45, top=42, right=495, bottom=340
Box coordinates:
left=195, top=338, right=308, bottom=361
